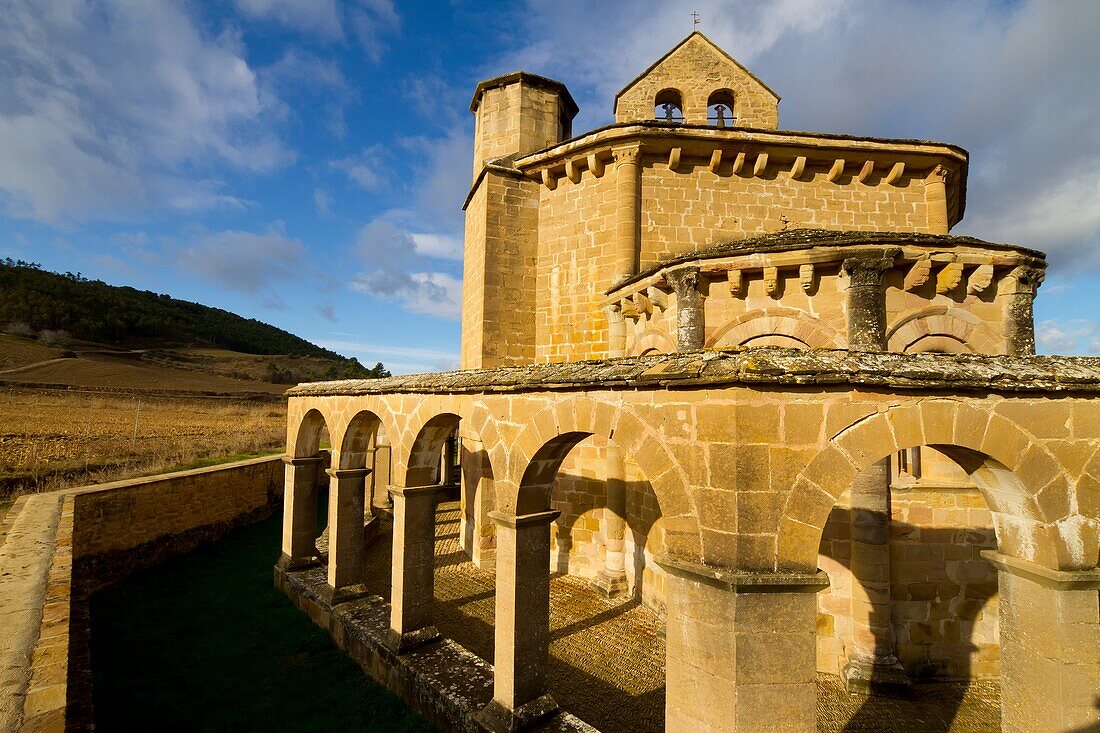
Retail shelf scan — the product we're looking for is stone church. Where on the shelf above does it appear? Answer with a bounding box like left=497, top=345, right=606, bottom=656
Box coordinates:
left=277, top=33, right=1100, bottom=733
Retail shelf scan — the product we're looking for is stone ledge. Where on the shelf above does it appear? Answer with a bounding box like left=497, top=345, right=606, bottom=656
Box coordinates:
left=276, top=566, right=599, bottom=733
left=287, top=348, right=1100, bottom=397
left=654, top=553, right=830, bottom=593
left=980, top=550, right=1100, bottom=590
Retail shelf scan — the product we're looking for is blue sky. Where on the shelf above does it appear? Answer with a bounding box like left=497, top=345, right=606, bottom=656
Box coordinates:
left=1, top=0, right=1098, bottom=372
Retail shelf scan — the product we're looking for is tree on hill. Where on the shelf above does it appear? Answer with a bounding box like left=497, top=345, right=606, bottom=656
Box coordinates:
left=0, top=260, right=389, bottom=377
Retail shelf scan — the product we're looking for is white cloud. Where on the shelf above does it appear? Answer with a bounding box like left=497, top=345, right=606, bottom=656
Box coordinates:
left=235, top=0, right=343, bottom=37
left=348, top=220, right=461, bottom=319
left=331, top=147, right=385, bottom=190
left=314, top=188, right=332, bottom=216
left=411, top=234, right=463, bottom=261
left=182, top=225, right=308, bottom=294
left=315, top=337, right=459, bottom=373
left=0, top=0, right=292, bottom=224
left=1036, top=319, right=1099, bottom=355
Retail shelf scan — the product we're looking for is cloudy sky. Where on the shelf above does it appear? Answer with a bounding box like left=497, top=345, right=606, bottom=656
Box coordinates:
left=2, top=0, right=1098, bottom=371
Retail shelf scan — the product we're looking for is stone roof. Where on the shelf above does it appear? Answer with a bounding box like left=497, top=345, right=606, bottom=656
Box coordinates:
left=469, top=71, right=579, bottom=118
left=287, top=348, right=1100, bottom=397
left=609, top=229, right=1048, bottom=292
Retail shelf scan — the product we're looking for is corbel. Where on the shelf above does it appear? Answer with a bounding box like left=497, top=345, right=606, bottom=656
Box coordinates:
left=967, top=263, right=995, bottom=294
left=645, top=285, right=669, bottom=312
left=884, top=161, right=905, bottom=186
left=731, top=151, right=746, bottom=175
left=708, top=148, right=723, bottom=174
left=565, top=158, right=582, bottom=184
left=668, top=147, right=682, bottom=172
left=857, top=160, right=875, bottom=184
left=789, top=156, right=807, bottom=181
left=903, top=257, right=933, bottom=290
left=631, top=291, right=652, bottom=315
left=541, top=168, right=557, bottom=191
left=587, top=152, right=605, bottom=178
left=619, top=297, right=641, bottom=319
left=727, top=269, right=744, bottom=297
left=764, top=266, right=780, bottom=296
left=753, top=152, right=769, bottom=177
left=936, top=260, right=964, bottom=294
left=826, top=158, right=845, bottom=183
left=799, top=263, right=815, bottom=292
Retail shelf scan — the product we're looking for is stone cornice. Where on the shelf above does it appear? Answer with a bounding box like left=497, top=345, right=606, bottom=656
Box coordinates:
left=513, top=122, right=969, bottom=224
left=287, top=349, right=1100, bottom=398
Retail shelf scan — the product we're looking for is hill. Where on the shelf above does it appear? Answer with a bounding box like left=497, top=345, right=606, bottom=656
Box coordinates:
left=0, top=260, right=390, bottom=391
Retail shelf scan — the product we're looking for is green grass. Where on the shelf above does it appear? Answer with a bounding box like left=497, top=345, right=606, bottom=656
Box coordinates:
left=89, top=510, right=436, bottom=732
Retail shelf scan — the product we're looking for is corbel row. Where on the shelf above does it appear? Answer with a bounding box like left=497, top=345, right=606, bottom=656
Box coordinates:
left=901, top=255, right=999, bottom=295
left=539, top=143, right=926, bottom=189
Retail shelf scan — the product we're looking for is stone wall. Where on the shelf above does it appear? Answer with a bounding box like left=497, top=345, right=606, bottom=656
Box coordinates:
left=0, top=455, right=283, bottom=732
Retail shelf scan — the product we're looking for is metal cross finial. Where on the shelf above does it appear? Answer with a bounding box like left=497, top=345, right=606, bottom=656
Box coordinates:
left=691, top=10, right=701, bottom=27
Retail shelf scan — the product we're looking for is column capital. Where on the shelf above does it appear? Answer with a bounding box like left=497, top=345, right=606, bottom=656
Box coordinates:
left=283, top=455, right=326, bottom=466
left=489, top=509, right=561, bottom=529
left=1002, top=264, right=1045, bottom=293
left=611, top=144, right=641, bottom=165
left=841, top=256, right=895, bottom=287
left=325, top=467, right=372, bottom=479
left=665, top=266, right=701, bottom=297
left=981, top=550, right=1100, bottom=590
left=654, top=553, right=830, bottom=593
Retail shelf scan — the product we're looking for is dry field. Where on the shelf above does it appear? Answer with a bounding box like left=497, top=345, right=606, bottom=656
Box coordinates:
left=0, top=387, right=286, bottom=498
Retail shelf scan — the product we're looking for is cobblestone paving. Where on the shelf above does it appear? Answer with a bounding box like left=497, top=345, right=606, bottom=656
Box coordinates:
left=362, top=502, right=999, bottom=733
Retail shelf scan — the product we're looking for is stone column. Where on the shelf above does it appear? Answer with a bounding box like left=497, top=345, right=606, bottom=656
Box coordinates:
left=460, top=434, right=496, bottom=568
left=982, top=551, right=1100, bottom=733
left=324, top=467, right=371, bottom=603
left=612, top=146, right=641, bottom=286
left=278, top=455, right=325, bottom=570
left=925, top=164, right=950, bottom=234
left=667, top=267, right=704, bottom=351
left=999, top=265, right=1043, bottom=356
left=657, top=554, right=829, bottom=733
left=843, top=458, right=908, bottom=694
left=386, top=484, right=447, bottom=653
left=479, top=509, right=561, bottom=733
left=371, top=436, right=393, bottom=514
left=842, top=256, right=894, bottom=351
left=595, top=443, right=628, bottom=597
left=606, top=304, right=627, bottom=358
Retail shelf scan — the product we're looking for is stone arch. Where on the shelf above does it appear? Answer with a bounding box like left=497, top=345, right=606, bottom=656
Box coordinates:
left=654, top=87, right=684, bottom=123
left=707, top=307, right=842, bottom=349
left=290, top=407, right=331, bottom=458
left=887, top=305, right=1000, bottom=354
left=335, top=410, right=384, bottom=469
left=629, top=328, right=676, bottom=356
left=501, top=398, right=699, bottom=557
left=706, top=88, right=736, bottom=126
left=778, top=400, right=1084, bottom=572
left=405, top=412, right=463, bottom=487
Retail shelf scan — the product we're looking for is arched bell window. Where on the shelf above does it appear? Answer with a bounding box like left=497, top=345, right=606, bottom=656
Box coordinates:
left=653, top=88, right=684, bottom=124
left=707, top=89, right=736, bottom=128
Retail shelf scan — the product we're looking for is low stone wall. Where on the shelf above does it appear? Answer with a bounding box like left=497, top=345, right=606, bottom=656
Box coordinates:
left=0, top=455, right=283, bottom=732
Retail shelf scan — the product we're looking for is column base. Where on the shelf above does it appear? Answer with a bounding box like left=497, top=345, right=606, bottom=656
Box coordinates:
left=592, top=569, right=628, bottom=598
left=318, top=582, right=372, bottom=608
left=842, top=658, right=911, bottom=697
left=477, top=694, right=558, bottom=733
left=276, top=552, right=321, bottom=572
left=384, top=625, right=441, bottom=654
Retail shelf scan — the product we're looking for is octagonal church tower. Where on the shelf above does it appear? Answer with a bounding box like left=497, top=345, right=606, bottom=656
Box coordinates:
left=461, top=31, right=1044, bottom=370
